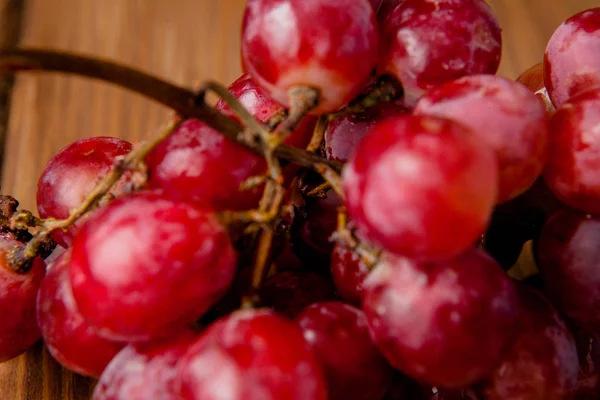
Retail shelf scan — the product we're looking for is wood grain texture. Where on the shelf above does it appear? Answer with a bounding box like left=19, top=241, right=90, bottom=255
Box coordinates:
left=0, top=0, right=598, bottom=398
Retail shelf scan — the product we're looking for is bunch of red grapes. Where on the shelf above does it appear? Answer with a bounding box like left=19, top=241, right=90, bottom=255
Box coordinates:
left=1, top=0, right=600, bottom=399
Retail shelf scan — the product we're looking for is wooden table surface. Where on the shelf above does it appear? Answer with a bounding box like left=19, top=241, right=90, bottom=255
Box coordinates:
left=0, top=0, right=597, bottom=398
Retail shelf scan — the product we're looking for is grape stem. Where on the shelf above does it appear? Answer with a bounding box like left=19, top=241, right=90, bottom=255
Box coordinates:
left=333, top=209, right=380, bottom=270
left=0, top=48, right=343, bottom=173
left=306, top=116, right=328, bottom=154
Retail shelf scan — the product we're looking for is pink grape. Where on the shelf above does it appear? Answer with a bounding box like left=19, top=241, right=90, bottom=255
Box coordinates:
left=379, top=0, right=501, bottom=106
left=363, top=248, right=519, bottom=388
left=543, top=89, right=600, bottom=213
left=544, top=8, right=600, bottom=107
left=343, top=115, right=497, bottom=260
left=93, top=331, right=197, bottom=400
left=414, top=74, right=549, bottom=202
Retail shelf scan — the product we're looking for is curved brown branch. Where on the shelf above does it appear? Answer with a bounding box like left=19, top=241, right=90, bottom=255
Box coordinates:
left=0, top=48, right=342, bottom=173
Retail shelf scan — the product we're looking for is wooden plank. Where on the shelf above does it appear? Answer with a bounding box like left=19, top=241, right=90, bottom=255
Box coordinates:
left=0, top=0, right=598, bottom=399
left=0, top=0, right=24, bottom=184
left=488, top=0, right=599, bottom=78
left=0, top=1, right=246, bottom=399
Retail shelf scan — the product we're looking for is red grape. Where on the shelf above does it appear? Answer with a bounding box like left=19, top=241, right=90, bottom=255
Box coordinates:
left=543, top=93, right=600, bottom=213
left=296, top=301, right=392, bottom=400
left=536, top=208, right=600, bottom=333
left=544, top=8, right=600, bottom=108
left=146, top=74, right=316, bottom=211
left=215, top=73, right=317, bottom=150
left=330, top=243, right=370, bottom=305
left=241, top=0, right=379, bottom=114
left=0, top=233, right=45, bottom=362
left=37, top=250, right=124, bottom=378
left=414, top=74, right=549, bottom=202
left=176, top=309, right=327, bottom=400
left=259, top=269, right=336, bottom=318
left=324, top=102, right=408, bottom=162
left=343, top=115, right=497, bottom=260
left=93, top=331, right=197, bottom=400
left=363, top=248, right=519, bottom=388
left=69, top=192, right=237, bottom=342
left=483, top=285, right=579, bottom=399
left=37, top=136, right=133, bottom=247
left=379, top=0, right=501, bottom=107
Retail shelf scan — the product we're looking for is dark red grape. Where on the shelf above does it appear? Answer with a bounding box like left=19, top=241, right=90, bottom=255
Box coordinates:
left=93, top=331, right=197, bottom=400
left=483, top=285, right=579, bottom=399
left=296, top=301, right=392, bottom=400
left=363, top=248, right=519, bottom=388
left=544, top=8, right=600, bottom=107
left=69, top=192, right=237, bottom=342
left=343, top=115, right=497, bottom=260
left=480, top=177, right=563, bottom=269
left=379, top=0, right=501, bottom=106
left=376, top=0, right=403, bottom=21
left=330, top=243, right=370, bottom=305
left=37, top=136, right=132, bottom=247
left=291, top=190, right=342, bottom=268
left=483, top=178, right=563, bottom=269
left=573, top=330, right=600, bottom=400
left=414, top=74, right=549, bottom=202
left=241, top=0, right=379, bottom=114
left=259, top=269, right=336, bottom=318
left=0, top=233, right=45, bottom=362
left=382, top=372, right=425, bottom=400
left=176, top=309, right=327, bottom=400
left=37, top=250, right=124, bottom=378
left=324, top=102, right=408, bottom=163
left=536, top=208, right=600, bottom=333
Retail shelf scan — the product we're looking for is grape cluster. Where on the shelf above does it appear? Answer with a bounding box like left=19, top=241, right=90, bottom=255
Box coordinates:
left=1, top=0, right=600, bottom=399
